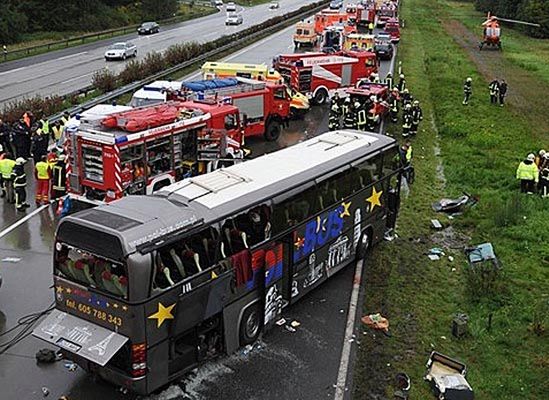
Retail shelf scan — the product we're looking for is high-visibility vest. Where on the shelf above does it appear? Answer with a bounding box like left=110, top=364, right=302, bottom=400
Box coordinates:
left=0, top=158, right=16, bottom=179
left=516, top=161, right=538, bottom=182
left=35, top=161, right=50, bottom=180
left=406, top=146, right=413, bottom=162
left=52, top=125, right=63, bottom=140
left=40, top=119, right=50, bottom=134
left=357, top=110, right=367, bottom=126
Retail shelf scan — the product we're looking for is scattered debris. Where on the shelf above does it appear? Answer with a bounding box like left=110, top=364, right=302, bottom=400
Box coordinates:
left=2, top=257, right=21, bottom=263
left=431, top=226, right=471, bottom=249
left=64, top=362, right=77, bottom=372
left=452, top=313, right=469, bottom=338
left=432, top=192, right=478, bottom=214
left=290, top=320, right=301, bottom=328
left=431, top=219, right=443, bottom=230
left=424, top=351, right=474, bottom=400
left=430, top=247, right=445, bottom=256
left=275, top=318, right=286, bottom=326
left=394, top=372, right=411, bottom=399
left=36, top=349, right=57, bottom=364
left=428, top=254, right=440, bottom=261
left=384, top=230, right=398, bottom=241
left=361, top=313, right=390, bottom=335
left=448, top=256, right=454, bottom=262
left=41, top=387, right=49, bottom=397
left=285, top=325, right=296, bottom=333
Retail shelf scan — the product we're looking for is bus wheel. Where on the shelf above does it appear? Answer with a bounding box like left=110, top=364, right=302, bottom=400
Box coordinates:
left=313, top=89, right=328, bottom=105
left=240, top=303, right=261, bottom=345
left=356, top=231, right=370, bottom=261
left=264, top=120, right=281, bottom=141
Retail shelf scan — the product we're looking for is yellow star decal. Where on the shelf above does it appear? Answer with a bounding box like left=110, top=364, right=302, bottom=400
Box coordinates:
left=66, top=287, right=72, bottom=294
left=340, top=201, right=352, bottom=218
left=148, top=302, right=176, bottom=328
left=56, top=286, right=64, bottom=293
left=366, top=187, right=383, bottom=211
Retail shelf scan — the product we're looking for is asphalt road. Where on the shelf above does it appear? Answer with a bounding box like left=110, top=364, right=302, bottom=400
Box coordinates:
left=0, top=0, right=315, bottom=108
left=0, top=12, right=395, bottom=400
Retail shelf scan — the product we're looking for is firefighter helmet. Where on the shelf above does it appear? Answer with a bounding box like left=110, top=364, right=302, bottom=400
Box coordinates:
left=15, top=157, right=26, bottom=165
left=466, top=77, right=472, bottom=82
left=527, top=153, right=535, bottom=161
left=413, top=100, right=419, bottom=106
left=399, top=74, right=405, bottom=79
left=405, top=104, right=412, bottom=110
left=403, top=88, right=409, bottom=93
left=539, top=149, right=546, bottom=156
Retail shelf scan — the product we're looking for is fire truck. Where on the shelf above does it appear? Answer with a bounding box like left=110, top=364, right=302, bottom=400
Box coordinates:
left=384, top=18, right=401, bottom=42
left=314, top=9, right=354, bottom=35
left=65, top=101, right=245, bottom=204
left=346, top=81, right=390, bottom=124
left=376, top=1, right=398, bottom=27
left=274, top=50, right=378, bottom=104
left=346, top=3, right=375, bottom=27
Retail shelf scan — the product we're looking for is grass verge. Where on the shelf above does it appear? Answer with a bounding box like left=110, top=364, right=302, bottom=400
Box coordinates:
left=353, top=0, right=549, bottom=399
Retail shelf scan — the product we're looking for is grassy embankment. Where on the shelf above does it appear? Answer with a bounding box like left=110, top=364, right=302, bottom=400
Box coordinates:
left=353, top=0, right=549, bottom=399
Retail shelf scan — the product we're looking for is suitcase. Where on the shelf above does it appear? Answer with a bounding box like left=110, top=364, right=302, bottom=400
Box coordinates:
left=424, top=351, right=474, bottom=400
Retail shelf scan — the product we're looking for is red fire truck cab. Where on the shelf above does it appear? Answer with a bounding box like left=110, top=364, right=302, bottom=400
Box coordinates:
left=346, top=82, right=390, bottom=124
left=346, top=4, right=375, bottom=27
left=275, top=50, right=378, bottom=104
left=65, top=101, right=244, bottom=204
left=384, top=18, right=401, bottom=42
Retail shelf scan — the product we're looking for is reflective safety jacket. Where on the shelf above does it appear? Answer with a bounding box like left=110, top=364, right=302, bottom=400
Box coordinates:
left=0, top=158, right=16, bottom=179
left=406, top=146, right=413, bottom=162
left=411, top=107, right=423, bottom=123
left=385, top=76, right=393, bottom=90
left=357, top=109, right=367, bottom=127
left=52, top=161, right=66, bottom=190
left=463, top=82, right=472, bottom=95
left=35, top=161, right=51, bottom=180
left=13, top=165, right=26, bottom=188
left=516, top=161, right=538, bottom=182
left=402, top=113, right=413, bottom=128
left=343, top=112, right=357, bottom=129
left=398, top=79, right=406, bottom=93
left=489, top=81, right=499, bottom=96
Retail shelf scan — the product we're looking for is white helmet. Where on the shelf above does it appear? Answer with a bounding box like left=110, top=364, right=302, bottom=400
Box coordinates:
left=16, top=157, right=26, bottom=165
left=467, top=77, right=472, bottom=82
left=405, top=104, right=412, bottom=110
left=539, top=149, right=546, bottom=156
left=527, top=153, right=535, bottom=161
left=413, top=100, right=419, bottom=106
left=399, top=74, right=404, bottom=79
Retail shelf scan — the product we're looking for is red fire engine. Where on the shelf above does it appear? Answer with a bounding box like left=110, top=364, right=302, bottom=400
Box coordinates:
left=172, top=78, right=292, bottom=141
left=346, top=3, right=375, bottom=27
left=384, top=18, right=401, bottom=42
left=274, top=50, right=378, bottom=104
left=376, top=2, right=398, bottom=28
left=314, top=9, right=354, bottom=35
left=65, top=101, right=245, bottom=204
left=346, top=82, right=390, bottom=124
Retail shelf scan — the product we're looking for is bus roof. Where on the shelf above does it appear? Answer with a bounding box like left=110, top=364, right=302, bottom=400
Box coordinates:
left=59, top=130, right=396, bottom=256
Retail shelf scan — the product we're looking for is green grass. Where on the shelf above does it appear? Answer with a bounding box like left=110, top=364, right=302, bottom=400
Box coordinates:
left=353, top=0, right=549, bottom=399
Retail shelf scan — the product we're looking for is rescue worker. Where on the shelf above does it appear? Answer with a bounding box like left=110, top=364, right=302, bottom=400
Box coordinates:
left=384, top=72, right=393, bottom=91
left=51, top=121, right=64, bottom=148
left=51, top=154, right=67, bottom=200
left=402, top=105, right=413, bottom=137
left=463, top=77, right=472, bottom=105
left=410, top=100, right=423, bottom=136
left=329, top=103, right=341, bottom=131
left=516, top=153, right=538, bottom=194
left=536, top=150, right=548, bottom=193
left=535, top=149, right=546, bottom=168
left=38, top=116, right=50, bottom=137
left=356, top=101, right=367, bottom=131
left=401, top=88, right=413, bottom=107
left=35, top=155, right=52, bottom=205
left=366, top=109, right=377, bottom=131
left=0, top=118, right=13, bottom=156
left=13, top=158, right=29, bottom=211
left=342, top=97, right=351, bottom=119
left=539, top=153, right=549, bottom=197
left=399, top=142, right=413, bottom=166
left=368, top=72, right=376, bottom=83
left=368, top=21, right=374, bottom=35
left=373, top=73, right=380, bottom=83
left=388, top=88, right=399, bottom=123
left=343, top=102, right=358, bottom=130
left=331, top=92, right=342, bottom=109
left=60, top=112, right=70, bottom=126
left=31, top=128, right=49, bottom=164
left=499, top=79, right=507, bottom=107
left=489, top=79, right=499, bottom=104
left=397, top=74, right=406, bottom=93
left=0, top=152, right=16, bottom=203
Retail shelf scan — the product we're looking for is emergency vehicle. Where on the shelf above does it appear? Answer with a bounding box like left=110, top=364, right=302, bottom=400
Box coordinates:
left=343, top=33, right=375, bottom=51
left=346, top=81, right=390, bottom=124
left=346, top=3, right=375, bottom=27
left=384, top=18, right=401, bottom=42
left=130, top=80, right=183, bottom=108
left=376, top=1, right=398, bottom=27
left=201, top=62, right=282, bottom=83
left=275, top=50, right=378, bottom=104
left=314, top=9, right=354, bottom=35
left=293, top=21, right=318, bottom=48
left=64, top=101, right=245, bottom=204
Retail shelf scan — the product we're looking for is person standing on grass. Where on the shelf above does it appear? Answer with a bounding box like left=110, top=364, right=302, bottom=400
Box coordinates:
left=463, top=77, right=472, bottom=105
left=489, top=79, right=499, bottom=104
left=516, top=153, right=538, bottom=194
left=499, top=79, right=508, bottom=106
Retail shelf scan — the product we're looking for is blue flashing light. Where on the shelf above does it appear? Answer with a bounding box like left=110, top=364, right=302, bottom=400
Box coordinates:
left=115, top=135, right=128, bottom=144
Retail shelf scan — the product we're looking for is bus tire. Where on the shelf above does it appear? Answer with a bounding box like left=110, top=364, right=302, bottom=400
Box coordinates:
left=239, top=303, right=261, bottom=345
left=356, top=230, right=371, bottom=261
left=313, top=89, right=328, bottom=105
left=264, top=120, right=281, bottom=141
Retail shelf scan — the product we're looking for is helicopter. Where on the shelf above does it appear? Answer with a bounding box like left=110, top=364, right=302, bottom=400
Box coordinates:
left=479, top=12, right=540, bottom=51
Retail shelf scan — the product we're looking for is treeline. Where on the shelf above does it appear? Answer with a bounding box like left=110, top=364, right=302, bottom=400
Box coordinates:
left=475, top=0, right=549, bottom=38
left=0, top=0, right=179, bottom=44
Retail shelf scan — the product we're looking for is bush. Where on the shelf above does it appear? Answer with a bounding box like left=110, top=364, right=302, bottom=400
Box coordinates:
left=141, top=52, right=166, bottom=76
left=92, top=68, right=118, bottom=93
left=118, top=60, right=145, bottom=85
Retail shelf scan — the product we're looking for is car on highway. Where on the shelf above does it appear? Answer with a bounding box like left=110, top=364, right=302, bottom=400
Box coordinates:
left=104, top=42, right=137, bottom=61
left=137, top=21, right=160, bottom=35
left=329, top=0, right=343, bottom=9
left=374, top=42, right=394, bottom=60
left=226, top=2, right=237, bottom=12
left=269, top=1, right=280, bottom=9
left=376, top=31, right=392, bottom=44
left=225, top=12, right=243, bottom=25
left=214, top=0, right=224, bottom=6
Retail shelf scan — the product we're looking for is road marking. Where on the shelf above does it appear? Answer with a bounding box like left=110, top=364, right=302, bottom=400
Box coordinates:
left=334, top=259, right=364, bottom=400
left=0, top=66, right=26, bottom=76
left=57, top=51, right=88, bottom=61
left=62, top=71, right=95, bottom=85
left=0, top=204, right=49, bottom=240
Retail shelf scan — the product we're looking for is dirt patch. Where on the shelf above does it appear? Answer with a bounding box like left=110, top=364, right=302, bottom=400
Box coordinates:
left=430, top=226, right=471, bottom=249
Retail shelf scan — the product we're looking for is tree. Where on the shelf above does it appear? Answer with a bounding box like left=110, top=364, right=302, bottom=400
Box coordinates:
left=141, top=0, right=178, bottom=20
left=0, top=5, right=28, bottom=44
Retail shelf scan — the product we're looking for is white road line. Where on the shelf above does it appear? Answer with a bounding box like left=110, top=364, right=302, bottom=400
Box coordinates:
left=0, top=204, right=49, bottom=240
left=62, top=71, right=95, bottom=85
left=0, top=66, right=26, bottom=76
left=57, top=51, right=88, bottom=61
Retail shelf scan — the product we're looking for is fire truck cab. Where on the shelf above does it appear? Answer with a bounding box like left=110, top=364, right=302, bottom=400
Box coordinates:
left=346, top=82, right=390, bottom=124
left=275, top=50, right=378, bottom=105
left=65, top=102, right=244, bottom=204
left=376, top=1, right=398, bottom=28
left=314, top=9, right=353, bottom=35
left=384, top=18, right=401, bottom=42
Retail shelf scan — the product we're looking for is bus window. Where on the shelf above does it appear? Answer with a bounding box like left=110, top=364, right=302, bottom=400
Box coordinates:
left=272, top=185, right=319, bottom=235
left=317, top=169, right=354, bottom=208
left=233, top=205, right=272, bottom=247
left=382, top=146, right=400, bottom=176
left=55, top=244, right=128, bottom=298
left=355, top=154, right=382, bottom=187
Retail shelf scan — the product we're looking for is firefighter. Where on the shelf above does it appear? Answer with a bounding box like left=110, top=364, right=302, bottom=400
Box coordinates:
left=410, top=100, right=423, bottom=136
left=489, top=79, right=499, bottom=104
left=0, top=153, right=16, bottom=203
left=343, top=102, right=358, bottom=129
left=329, top=103, right=341, bottom=131
left=366, top=109, right=377, bottom=131
left=368, top=21, right=374, bottom=35
left=51, top=154, right=67, bottom=199
left=51, top=121, right=64, bottom=147
left=331, top=92, right=342, bottom=109
left=31, top=128, right=49, bottom=164
left=35, top=155, right=52, bottom=205
left=463, top=77, right=472, bottom=105
left=357, top=101, right=367, bottom=131
left=342, top=97, right=351, bottom=119
left=540, top=153, right=549, bottom=197
left=397, top=74, right=406, bottom=93
left=499, top=79, right=508, bottom=107
left=13, top=158, right=29, bottom=211
left=384, top=72, right=393, bottom=91
left=368, top=72, right=376, bottom=83
left=388, top=88, right=399, bottom=123
left=516, top=153, right=538, bottom=194
left=402, top=105, right=413, bottom=137
left=401, top=88, right=413, bottom=107
left=399, top=142, right=413, bottom=166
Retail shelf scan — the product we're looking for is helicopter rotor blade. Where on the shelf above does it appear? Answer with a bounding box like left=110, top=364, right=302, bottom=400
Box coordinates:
left=496, top=17, right=541, bottom=27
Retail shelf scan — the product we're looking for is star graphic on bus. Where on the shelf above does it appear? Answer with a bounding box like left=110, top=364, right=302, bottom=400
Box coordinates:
left=294, top=236, right=305, bottom=249
left=340, top=201, right=352, bottom=218
left=148, top=302, right=176, bottom=328
left=366, top=187, right=383, bottom=211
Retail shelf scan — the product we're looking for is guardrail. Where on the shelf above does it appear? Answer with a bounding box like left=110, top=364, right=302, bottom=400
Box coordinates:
left=45, top=0, right=329, bottom=122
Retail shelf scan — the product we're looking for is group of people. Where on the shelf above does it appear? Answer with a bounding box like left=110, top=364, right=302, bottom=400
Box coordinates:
left=0, top=111, right=69, bottom=212
left=462, top=77, right=508, bottom=106
left=516, top=150, right=549, bottom=196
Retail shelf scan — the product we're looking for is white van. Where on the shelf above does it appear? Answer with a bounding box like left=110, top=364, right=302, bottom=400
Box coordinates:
left=130, top=80, right=183, bottom=107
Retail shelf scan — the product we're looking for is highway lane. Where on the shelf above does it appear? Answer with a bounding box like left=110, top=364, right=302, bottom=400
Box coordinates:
left=0, top=0, right=317, bottom=108
left=0, top=14, right=395, bottom=400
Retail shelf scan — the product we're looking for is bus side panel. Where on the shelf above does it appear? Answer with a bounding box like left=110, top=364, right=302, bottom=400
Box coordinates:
left=223, top=291, right=260, bottom=354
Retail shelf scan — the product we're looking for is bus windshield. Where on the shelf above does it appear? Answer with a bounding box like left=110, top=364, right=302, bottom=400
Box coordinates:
left=55, top=243, right=128, bottom=298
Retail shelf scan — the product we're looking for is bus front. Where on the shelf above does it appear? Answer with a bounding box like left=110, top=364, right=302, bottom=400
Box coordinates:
left=33, top=208, right=154, bottom=394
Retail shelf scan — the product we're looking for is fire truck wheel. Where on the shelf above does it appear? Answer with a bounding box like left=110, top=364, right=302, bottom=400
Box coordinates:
left=313, top=89, right=328, bottom=105
left=239, top=303, right=261, bottom=345
left=264, top=120, right=281, bottom=141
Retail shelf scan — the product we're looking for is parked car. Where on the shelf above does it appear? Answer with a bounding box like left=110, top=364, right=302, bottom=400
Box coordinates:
left=214, top=0, right=224, bottom=6
left=225, top=13, right=243, bottom=25
left=374, top=42, right=394, bottom=60
left=376, top=31, right=392, bottom=44
left=269, top=1, right=280, bottom=9
left=105, top=42, right=137, bottom=61
left=329, top=0, right=343, bottom=9
left=137, top=21, right=159, bottom=35
left=226, top=2, right=237, bottom=12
